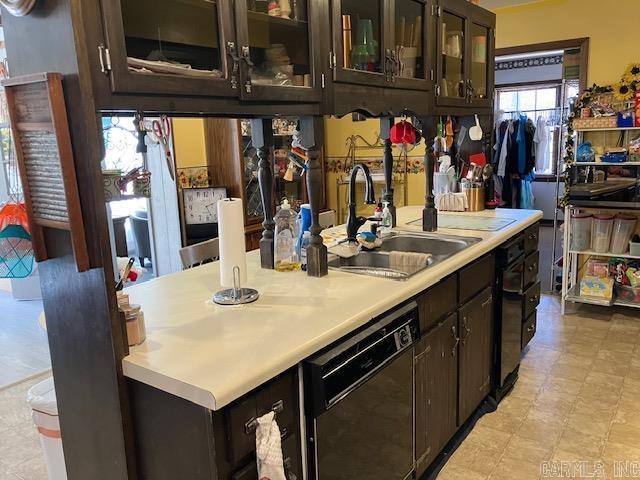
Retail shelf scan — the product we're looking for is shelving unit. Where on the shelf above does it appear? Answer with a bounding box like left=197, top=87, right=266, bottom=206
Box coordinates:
left=556, top=122, right=640, bottom=299
left=561, top=204, right=640, bottom=314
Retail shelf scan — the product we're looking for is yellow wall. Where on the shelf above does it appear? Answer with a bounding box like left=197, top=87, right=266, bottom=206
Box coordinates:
left=494, top=0, right=637, bottom=86
left=173, top=118, right=207, bottom=168
left=324, top=116, right=427, bottom=218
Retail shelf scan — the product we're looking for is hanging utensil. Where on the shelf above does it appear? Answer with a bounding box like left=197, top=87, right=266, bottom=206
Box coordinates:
left=152, top=115, right=176, bottom=181
left=469, top=114, right=483, bottom=142
left=445, top=116, right=454, bottom=152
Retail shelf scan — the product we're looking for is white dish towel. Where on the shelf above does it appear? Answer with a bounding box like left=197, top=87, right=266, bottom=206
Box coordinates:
left=256, top=411, right=287, bottom=480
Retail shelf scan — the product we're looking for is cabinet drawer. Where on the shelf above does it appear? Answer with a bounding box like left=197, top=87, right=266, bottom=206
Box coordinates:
left=522, top=311, right=537, bottom=350
left=523, top=281, right=541, bottom=319
left=523, top=251, right=539, bottom=289
left=524, top=223, right=540, bottom=255
left=224, top=371, right=297, bottom=465
left=458, top=253, right=495, bottom=305
left=417, top=275, right=458, bottom=334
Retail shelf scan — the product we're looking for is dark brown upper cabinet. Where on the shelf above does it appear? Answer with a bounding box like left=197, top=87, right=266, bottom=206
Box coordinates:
left=330, top=0, right=433, bottom=92
left=99, top=0, right=321, bottom=103
left=100, top=0, right=239, bottom=97
left=434, top=0, right=495, bottom=110
left=233, top=0, right=323, bottom=102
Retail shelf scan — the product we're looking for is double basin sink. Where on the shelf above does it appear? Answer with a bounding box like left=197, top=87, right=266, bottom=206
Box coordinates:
left=328, top=231, right=481, bottom=280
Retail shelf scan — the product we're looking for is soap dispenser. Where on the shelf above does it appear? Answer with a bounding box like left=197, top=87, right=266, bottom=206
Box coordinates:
left=380, top=202, right=393, bottom=233
left=274, top=199, right=301, bottom=272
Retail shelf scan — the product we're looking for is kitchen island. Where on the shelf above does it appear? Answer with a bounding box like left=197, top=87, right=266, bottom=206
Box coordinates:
left=123, top=206, right=542, bottom=480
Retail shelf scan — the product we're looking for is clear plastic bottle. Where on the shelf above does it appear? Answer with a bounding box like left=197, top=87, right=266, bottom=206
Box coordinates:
left=300, top=231, right=311, bottom=271
left=381, top=202, right=392, bottom=230
left=274, top=199, right=301, bottom=272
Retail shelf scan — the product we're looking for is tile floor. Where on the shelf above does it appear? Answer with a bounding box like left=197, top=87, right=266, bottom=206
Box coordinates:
left=438, top=295, right=640, bottom=480
left=1, top=295, right=640, bottom=480
left=0, top=289, right=50, bottom=388
left=538, top=225, right=563, bottom=294
left=0, top=372, right=49, bottom=480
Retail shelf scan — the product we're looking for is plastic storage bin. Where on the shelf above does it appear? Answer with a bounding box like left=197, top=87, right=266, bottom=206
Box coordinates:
left=631, top=239, right=640, bottom=256
left=616, top=284, right=640, bottom=304
left=610, top=215, right=637, bottom=254
left=591, top=215, right=614, bottom=253
left=570, top=213, right=592, bottom=251
left=27, top=377, right=67, bottom=480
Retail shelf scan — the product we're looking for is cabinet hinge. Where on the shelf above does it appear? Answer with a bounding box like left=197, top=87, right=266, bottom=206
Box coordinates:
left=435, top=84, right=441, bottom=97
left=432, top=4, right=441, bottom=17
left=98, top=45, right=112, bottom=74
left=328, top=51, right=337, bottom=69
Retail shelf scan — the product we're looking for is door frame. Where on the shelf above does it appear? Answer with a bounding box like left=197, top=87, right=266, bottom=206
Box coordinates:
left=495, top=37, right=590, bottom=93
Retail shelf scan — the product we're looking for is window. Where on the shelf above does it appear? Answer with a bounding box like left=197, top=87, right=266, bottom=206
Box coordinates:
left=496, top=84, right=562, bottom=176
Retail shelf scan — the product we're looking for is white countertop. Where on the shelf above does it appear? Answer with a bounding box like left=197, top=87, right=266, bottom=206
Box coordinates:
left=123, top=207, right=542, bottom=411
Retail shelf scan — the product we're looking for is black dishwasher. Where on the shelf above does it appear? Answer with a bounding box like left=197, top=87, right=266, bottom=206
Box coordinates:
left=493, top=234, right=526, bottom=402
left=304, top=302, right=418, bottom=480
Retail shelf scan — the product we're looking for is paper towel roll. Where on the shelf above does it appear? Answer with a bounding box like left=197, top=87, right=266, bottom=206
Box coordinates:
left=217, top=198, right=248, bottom=288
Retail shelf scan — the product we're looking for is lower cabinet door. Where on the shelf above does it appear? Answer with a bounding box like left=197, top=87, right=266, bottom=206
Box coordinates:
left=415, top=313, right=459, bottom=477
left=458, top=287, right=494, bottom=425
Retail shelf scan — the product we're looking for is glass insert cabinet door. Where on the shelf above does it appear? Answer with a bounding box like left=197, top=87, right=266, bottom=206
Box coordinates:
left=333, top=0, right=388, bottom=87
left=392, top=0, right=426, bottom=81
left=469, top=22, right=490, bottom=102
left=439, top=10, right=466, bottom=100
left=108, top=0, right=237, bottom=96
left=234, top=0, right=320, bottom=101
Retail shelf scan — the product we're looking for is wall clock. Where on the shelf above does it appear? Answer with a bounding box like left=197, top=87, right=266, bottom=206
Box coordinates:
left=183, top=187, right=227, bottom=225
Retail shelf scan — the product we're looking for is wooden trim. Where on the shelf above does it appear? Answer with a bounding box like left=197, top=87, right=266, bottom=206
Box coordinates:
left=496, top=37, right=589, bottom=92
left=495, top=79, right=563, bottom=89
left=495, top=37, right=589, bottom=57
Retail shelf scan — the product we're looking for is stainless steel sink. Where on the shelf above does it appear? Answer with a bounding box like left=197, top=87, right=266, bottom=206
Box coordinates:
left=328, top=231, right=481, bottom=280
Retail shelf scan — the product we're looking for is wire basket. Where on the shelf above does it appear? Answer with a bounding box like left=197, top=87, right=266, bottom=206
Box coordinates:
left=0, top=224, right=34, bottom=279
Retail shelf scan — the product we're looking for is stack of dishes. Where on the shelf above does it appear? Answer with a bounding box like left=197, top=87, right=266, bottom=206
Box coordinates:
left=1, top=0, right=37, bottom=17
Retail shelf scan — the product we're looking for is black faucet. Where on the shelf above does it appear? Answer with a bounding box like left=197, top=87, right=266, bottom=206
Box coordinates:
left=346, top=164, right=377, bottom=242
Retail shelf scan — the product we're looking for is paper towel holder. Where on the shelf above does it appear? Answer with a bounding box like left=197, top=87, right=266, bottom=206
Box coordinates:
left=213, top=266, right=259, bottom=306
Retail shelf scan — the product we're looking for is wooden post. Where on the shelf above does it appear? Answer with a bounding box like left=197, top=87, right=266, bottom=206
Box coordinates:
left=380, top=117, right=396, bottom=227
left=251, top=118, right=275, bottom=269
left=299, top=117, right=328, bottom=277
left=423, top=139, right=438, bottom=232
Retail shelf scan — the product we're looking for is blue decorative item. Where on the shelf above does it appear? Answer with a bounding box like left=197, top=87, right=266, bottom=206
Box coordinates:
left=577, top=142, right=596, bottom=163
left=601, top=153, right=628, bottom=163
left=618, top=112, right=634, bottom=128
left=0, top=224, right=35, bottom=279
